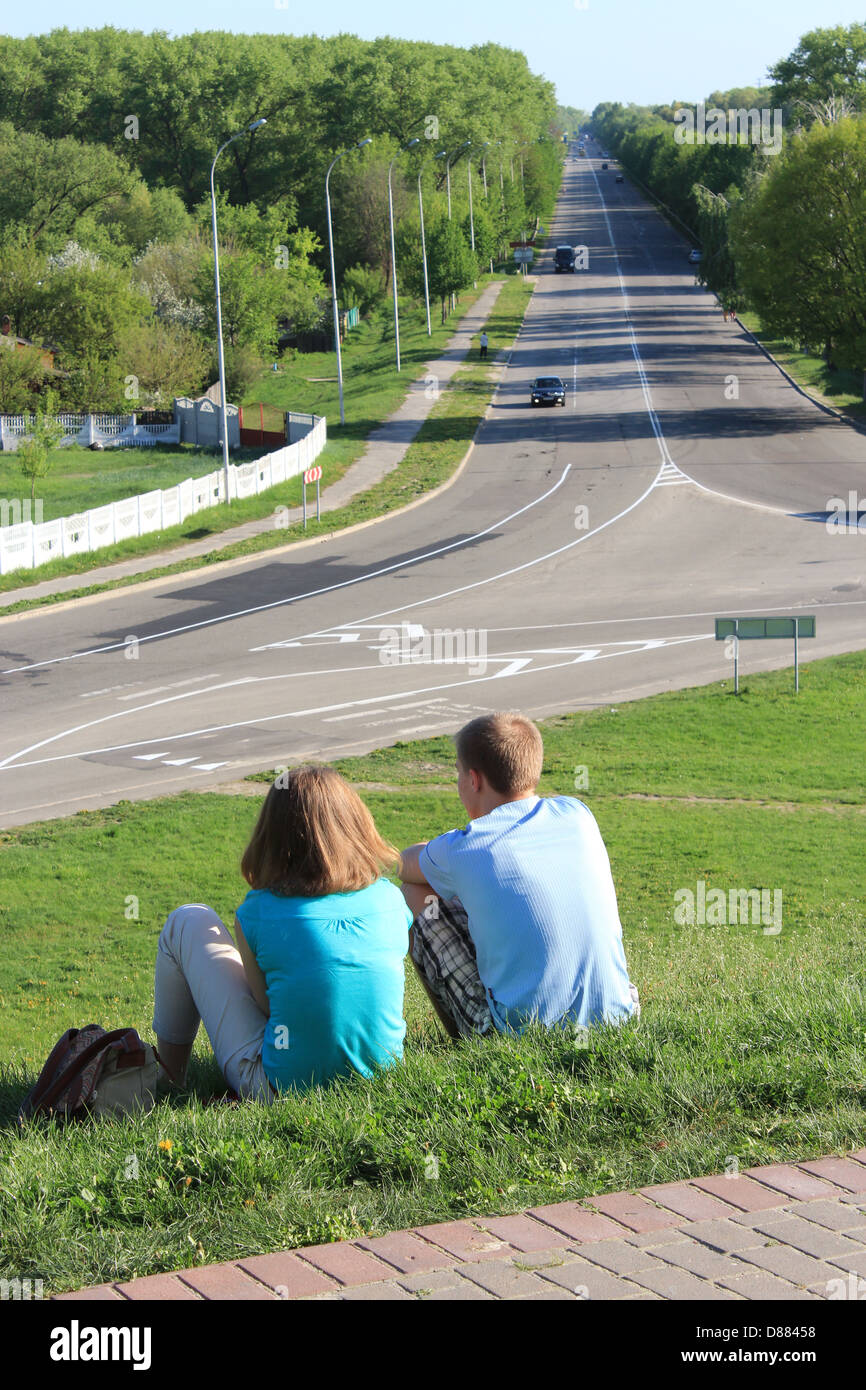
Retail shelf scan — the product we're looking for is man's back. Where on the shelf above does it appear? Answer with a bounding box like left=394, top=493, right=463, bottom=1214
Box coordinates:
left=419, top=795, right=636, bottom=1031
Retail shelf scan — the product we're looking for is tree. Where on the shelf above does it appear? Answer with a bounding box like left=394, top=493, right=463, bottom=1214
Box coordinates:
left=422, top=215, right=476, bottom=322
left=0, top=342, right=48, bottom=413
left=730, top=118, right=866, bottom=373
left=0, top=122, right=136, bottom=248
left=18, top=390, right=64, bottom=504
left=118, top=320, right=210, bottom=406
left=770, top=24, right=866, bottom=122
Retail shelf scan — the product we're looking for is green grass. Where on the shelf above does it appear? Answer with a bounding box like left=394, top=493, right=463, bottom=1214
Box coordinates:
left=0, top=273, right=531, bottom=612
left=0, top=443, right=271, bottom=526
left=1, top=650, right=864, bottom=1293
left=738, top=311, right=866, bottom=423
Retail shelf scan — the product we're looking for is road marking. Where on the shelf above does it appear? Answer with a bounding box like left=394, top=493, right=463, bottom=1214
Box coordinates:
left=0, top=635, right=713, bottom=772
left=2, top=469, right=573, bottom=675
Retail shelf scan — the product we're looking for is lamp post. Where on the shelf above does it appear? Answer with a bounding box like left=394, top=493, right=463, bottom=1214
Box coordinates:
left=418, top=153, right=443, bottom=337
left=326, top=137, right=372, bottom=425
left=210, top=116, right=266, bottom=503
left=445, top=139, right=471, bottom=219
left=388, top=137, right=419, bottom=372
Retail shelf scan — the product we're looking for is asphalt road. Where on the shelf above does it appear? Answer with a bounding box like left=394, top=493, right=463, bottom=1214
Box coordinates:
left=1, top=146, right=864, bottom=828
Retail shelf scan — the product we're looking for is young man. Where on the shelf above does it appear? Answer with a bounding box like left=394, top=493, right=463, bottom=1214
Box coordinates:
left=400, top=712, right=639, bottom=1039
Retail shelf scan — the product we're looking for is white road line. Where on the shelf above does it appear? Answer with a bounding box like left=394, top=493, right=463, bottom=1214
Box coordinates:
left=2, top=468, right=573, bottom=675
left=0, top=635, right=713, bottom=773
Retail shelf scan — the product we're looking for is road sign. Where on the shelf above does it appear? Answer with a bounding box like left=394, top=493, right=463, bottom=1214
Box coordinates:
left=509, top=241, right=532, bottom=248
left=302, top=466, right=323, bottom=528
left=715, top=615, right=815, bottom=693
left=513, top=248, right=534, bottom=263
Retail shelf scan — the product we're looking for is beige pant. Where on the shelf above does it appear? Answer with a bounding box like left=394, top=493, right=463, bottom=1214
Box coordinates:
left=152, top=903, right=275, bottom=1103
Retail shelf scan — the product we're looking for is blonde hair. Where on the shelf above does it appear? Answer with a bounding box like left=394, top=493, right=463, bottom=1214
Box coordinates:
left=241, top=766, right=399, bottom=896
left=455, top=712, right=543, bottom=795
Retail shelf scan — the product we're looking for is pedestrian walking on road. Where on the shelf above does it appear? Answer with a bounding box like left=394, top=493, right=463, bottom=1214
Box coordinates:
left=479, top=330, right=489, bottom=360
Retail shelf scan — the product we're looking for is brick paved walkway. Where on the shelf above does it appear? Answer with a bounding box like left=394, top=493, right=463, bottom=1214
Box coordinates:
left=54, top=1150, right=866, bottom=1301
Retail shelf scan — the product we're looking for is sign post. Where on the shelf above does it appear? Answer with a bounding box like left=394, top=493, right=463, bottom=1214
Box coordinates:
left=302, top=465, right=323, bottom=529
left=714, top=616, right=816, bottom=694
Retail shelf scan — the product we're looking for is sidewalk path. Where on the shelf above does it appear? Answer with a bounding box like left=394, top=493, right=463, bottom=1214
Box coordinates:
left=54, top=1151, right=866, bottom=1301
left=0, top=282, right=506, bottom=612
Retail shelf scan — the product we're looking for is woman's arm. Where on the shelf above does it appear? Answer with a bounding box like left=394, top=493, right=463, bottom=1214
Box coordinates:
left=234, top=915, right=271, bottom=1018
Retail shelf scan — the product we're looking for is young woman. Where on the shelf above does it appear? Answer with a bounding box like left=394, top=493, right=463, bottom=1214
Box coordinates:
left=152, top=767, right=413, bottom=1099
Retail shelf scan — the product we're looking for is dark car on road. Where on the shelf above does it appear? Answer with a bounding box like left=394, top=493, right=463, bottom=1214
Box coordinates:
left=553, top=245, right=576, bottom=272
left=531, top=376, right=566, bottom=407
left=615, top=173, right=624, bottom=183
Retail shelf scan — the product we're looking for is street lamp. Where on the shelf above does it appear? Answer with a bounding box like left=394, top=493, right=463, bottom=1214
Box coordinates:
left=418, top=153, right=444, bottom=337
left=326, top=137, right=372, bottom=425
left=388, top=137, right=419, bottom=372
left=210, top=117, right=266, bottom=503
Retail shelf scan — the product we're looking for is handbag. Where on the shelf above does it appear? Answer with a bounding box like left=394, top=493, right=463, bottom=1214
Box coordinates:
left=17, top=1024, right=174, bottom=1126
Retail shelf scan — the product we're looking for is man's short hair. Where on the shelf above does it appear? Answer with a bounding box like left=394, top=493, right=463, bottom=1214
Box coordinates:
left=455, top=712, right=543, bottom=795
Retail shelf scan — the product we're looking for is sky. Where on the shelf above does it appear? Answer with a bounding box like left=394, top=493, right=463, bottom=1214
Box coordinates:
left=5, top=1, right=865, bottom=111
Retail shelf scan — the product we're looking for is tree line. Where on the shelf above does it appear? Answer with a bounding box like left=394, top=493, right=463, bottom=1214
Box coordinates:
left=591, top=23, right=866, bottom=382
left=0, top=29, right=563, bottom=413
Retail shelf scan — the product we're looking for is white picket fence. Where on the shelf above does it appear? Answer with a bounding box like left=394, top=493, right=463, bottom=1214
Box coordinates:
left=0, top=414, right=326, bottom=576
left=0, top=413, right=181, bottom=451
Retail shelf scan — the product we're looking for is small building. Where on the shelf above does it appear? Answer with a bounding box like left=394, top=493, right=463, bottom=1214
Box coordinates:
left=0, top=315, right=56, bottom=370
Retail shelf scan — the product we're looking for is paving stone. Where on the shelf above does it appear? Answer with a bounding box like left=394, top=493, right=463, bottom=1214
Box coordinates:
left=338, top=1282, right=414, bottom=1300
left=627, top=1228, right=690, bottom=1249
left=354, top=1232, right=455, bottom=1274
left=294, top=1243, right=395, bottom=1287
left=689, top=1173, right=791, bottom=1211
left=510, top=1248, right=575, bottom=1270
left=798, top=1158, right=866, bottom=1194
left=455, top=1259, right=549, bottom=1298
left=850, top=1149, right=866, bottom=1164
left=740, top=1215, right=863, bottom=1262
left=628, top=1266, right=739, bottom=1299
left=641, top=1181, right=737, bottom=1223
left=527, top=1201, right=626, bottom=1243
left=686, top=1218, right=771, bottom=1254
left=415, top=1282, right=496, bottom=1300
left=587, top=1191, right=682, bottom=1233
left=177, top=1262, right=280, bottom=1300
left=825, top=1251, right=866, bottom=1278
left=396, top=1269, right=468, bottom=1293
left=576, top=1238, right=667, bottom=1276
left=729, top=1207, right=795, bottom=1227
left=517, top=1286, right=582, bottom=1299
left=647, top=1237, right=745, bottom=1281
left=114, top=1274, right=201, bottom=1300
left=411, top=1219, right=511, bottom=1262
left=715, top=1271, right=820, bottom=1300
left=52, top=1283, right=128, bottom=1301
left=744, top=1163, right=835, bottom=1202
left=537, top=1260, right=643, bottom=1300
left=478, top=1212, right=572, bottom=1251
left=785, top=1199, right=866, bottom=1232
left=736, top=1244, right=843, bottom=1287
left=237, top=1251, right=339, bottom=1298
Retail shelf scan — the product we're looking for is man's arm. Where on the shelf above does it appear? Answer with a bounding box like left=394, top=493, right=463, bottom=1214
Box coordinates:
left=399, top=842, right=431, bottom=886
